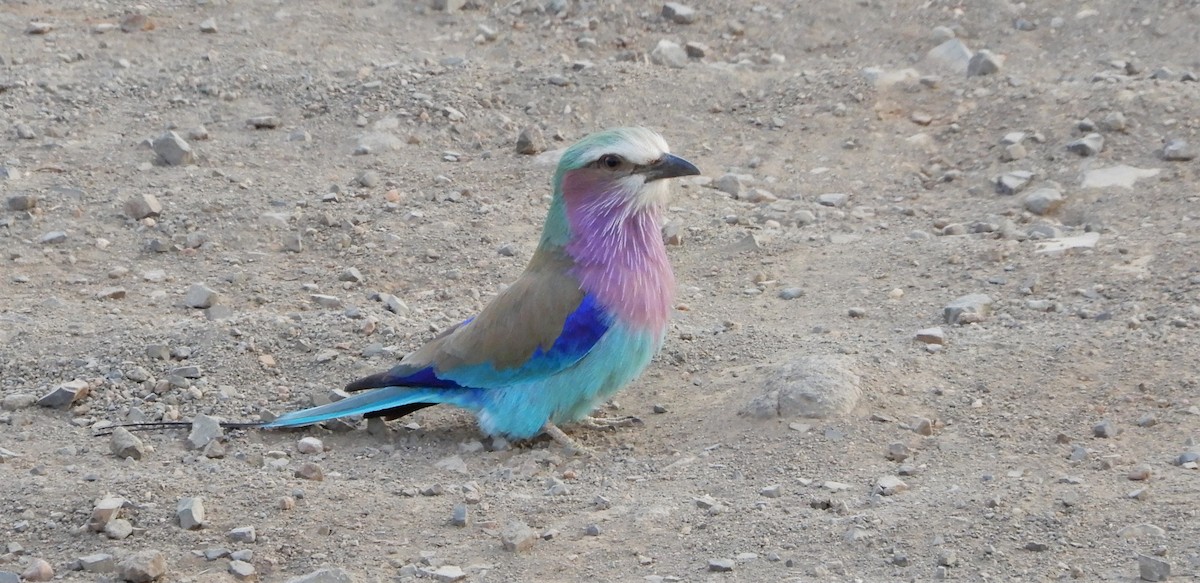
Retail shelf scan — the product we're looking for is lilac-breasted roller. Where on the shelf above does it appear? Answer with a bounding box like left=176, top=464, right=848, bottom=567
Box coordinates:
left=102, top=128, right=699, bottom=452
left=263, top=128, right=699, bottom=449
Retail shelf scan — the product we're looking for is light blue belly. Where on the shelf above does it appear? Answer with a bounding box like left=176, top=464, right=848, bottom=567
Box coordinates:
left=471, top=323, right=662, bottom=439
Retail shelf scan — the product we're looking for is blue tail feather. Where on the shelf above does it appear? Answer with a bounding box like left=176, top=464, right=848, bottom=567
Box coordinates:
left=262, top=387, right=478, bottom=429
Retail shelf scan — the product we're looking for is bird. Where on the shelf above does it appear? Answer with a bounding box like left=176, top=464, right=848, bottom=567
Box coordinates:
left=108, top=127, right=700, bottom=453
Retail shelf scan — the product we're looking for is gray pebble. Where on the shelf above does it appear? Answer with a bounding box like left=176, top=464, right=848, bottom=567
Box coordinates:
left=1024, top=188, right=1064, bottom=216
left=967, top=50, right=1002, bottom=76
left=430, top=566, right=466, bottom=583
left=110, top=427, right=146, bottom=460
left=123, top=194, right=163, bottom=220
left=78, top=553, right=115, bottom=573
left=759, top=485, right=782, bottom=498
left=177, top=497, right=205, bottom=530
left=817, top=192, right=848, bottom=207
left=90, top=496, right=125, bottom=531
left=662, top=2, right=697, bottom=24
left=229, top=561, right=255, bottom=581
left=6, top=195, right=37, bottom=211
left=914, top=327, right=944, bottom=345
left=15, top=124, right=38, bottom=139
left=37, top=380, right=89, bottom=409
left=1093, top=419, right=1120, bottom=438
left=1066, top=133, right=1104, bottom=156
left=185, top=284, right=219, bottom=309
left=247, top=116, right=281, bottom=129
left=708, top=558, right=735, bottom=572
left=153, top=131, right=195, bottom=166
left=685, top=41, right=709, bottom=59
left=117, top=550, right=167, bottom=583
left=450, top=503, right=469, bottom=527
left=650, top=39, right=688, bottom=69
left=995, top=170, right=1033, bottom=195
left=187, top=414, right=223, bottom=449
left=355, top=171, right=380, bottom=188
left=39, top=231, right=67, bottom=244
left=875, top=475, right=908, bottom=496
left=2, top=393, right=36, bottom=410
left=199, top=18, right=218, bottom=33
left=1162, top=138, right=1195, bottom=161
left=515, top=126, right=545, bottom=155
left=1138, top=553, right=1172, bottom=581
left=778, top=288, right=804, bottom=300
left=500, top=521, right=537, bottom=552
left=104, top=518, right=134, bottom=540
left=583, top=523, right=602, bottom=536
left=886, top=442, right=911, bottom=461
left=943, top=294, right=992, bottom=325
left=295, top=461, right=324, bottom=481
left=227, top=526, right=256, bottom=543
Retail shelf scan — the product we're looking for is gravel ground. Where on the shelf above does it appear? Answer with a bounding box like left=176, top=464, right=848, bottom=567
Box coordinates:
left=2, top=1, right=1199, bottom=581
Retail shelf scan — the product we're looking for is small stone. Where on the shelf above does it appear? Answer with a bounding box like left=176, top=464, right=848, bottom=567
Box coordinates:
left=650, top=39, right=688, bottom=69
left=153, top=131, right=195, bottom=166
left=1067, top=133, right=1105, bottom=156
left=430, top=566, right=466, bottom=583
left=380, top=293, right=409, bottom=315
left=186, top=126, right=209, bottom=141
left=1025, top=541, right=1050, bottom=552
left=714, top=173, right=743, bottom=196
left=1093, top=419, right=1120, bottom=438
left=1162, top=139, right=1195, bottom=161
left=944, top=294, right=992, bottom=325
left=104, top=518, right=134, bottom=540
left=777, top=287, right=806, bottom=301
left=433, top=0, right=466, bottom=12
left=1024, top=187, right=1065, bottom=216
left=228, top=526, right=256, bottom=543
left=925, top=39, right=973, bottom=75
left=501, top=521, right=537, bottom=552
left=310, top=294, right=343, bottom=309
left=995, top=170, right=1033, bottom=195
left=120, top=13, right=153, bottom=32
left=759, top=485, right=782, bottom=498
left=847, top=307, right=867, bottom=318
left=967, top=50, right=1003, bottom=76
left=6, top=195, right=37, bottom=211
left=96, top=287, right=128, bottom=300
left=355, top=171, right=380, bottom=188
left=38, top=380, right=89, bottom=409
left=20, top=559, right=53, bottom=582
left=199, top=18, right=218, bottom=33
left=1128, top=465, right=1152, bottom=481
left=1100, top=111, right=1127, bottom=132
left=247, top=116, right=281, bottom=129
left=708, top=558, right=735, bottom=572
left=177, top=497, right=205, bottom=529
left=450, top=503, right=469, bottom=527
left=229, top=560, right=256, bottom=581
left=515, top=126, right=545, bottom=155
left=187, top=414, right=223, bottom=449
left=110, top=427, right=146, bottom=460
left=886, top=442, right=911, bottom=461
left=296, top=461, right=324, bottom=481
left=124, top=194, right=163, bottom=220
left=662, top=2, right=697, bottom=24
left=875, top=475, right=908, bottom=496
left=297, top=437, right=323, bottom=454
left=79, top=553, right=116, bottom=573
left=685, top=41, right=709, bottom=58
left=915, top=327, right=945, bottom=345
left=583, top=523, right=602, bottom=536
left=1138, top=553, right=1171, bottom=581
left=912, top=417, right=934, bottom=436
left=39, top=231, right=68, bottom=244
left=817, top=193, right=848, bottom=207
left=185, top=284, right=219, bottom=308
left=90, top=496, right=126, bottom=531
left=1137, top=413, right=1158, bottom=427
left=26, top=22, right=54, bottom=35
left=117, top=550, right=167, bottom=583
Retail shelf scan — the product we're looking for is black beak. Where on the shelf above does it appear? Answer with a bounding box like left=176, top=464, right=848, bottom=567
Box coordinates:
left=642, top=153, right=701, bottom=182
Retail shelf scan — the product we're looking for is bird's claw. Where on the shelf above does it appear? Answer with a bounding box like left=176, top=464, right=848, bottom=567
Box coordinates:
left=578, top=415, right=643, bottom=431
left=540, top=422, right=595, bottom=457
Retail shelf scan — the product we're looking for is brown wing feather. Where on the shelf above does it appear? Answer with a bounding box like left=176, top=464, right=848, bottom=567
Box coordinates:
left=403, top=246, right=584, bottom=372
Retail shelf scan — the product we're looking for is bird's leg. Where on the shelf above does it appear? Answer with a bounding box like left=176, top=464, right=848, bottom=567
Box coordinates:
left=540, top=422, right=593, bottom=457
left=578, top=415, right=643, bottom=430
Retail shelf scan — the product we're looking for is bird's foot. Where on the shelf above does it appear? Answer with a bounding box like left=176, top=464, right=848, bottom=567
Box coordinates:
left=578, top=415, right=643, bottom=431
left=540, top=422, right=594, bottom=457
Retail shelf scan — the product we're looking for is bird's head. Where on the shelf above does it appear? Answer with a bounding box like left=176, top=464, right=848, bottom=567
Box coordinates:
left=552, top=127, right=701, bottom=211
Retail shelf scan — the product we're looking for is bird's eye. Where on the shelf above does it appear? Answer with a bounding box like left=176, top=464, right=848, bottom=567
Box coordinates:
left=598, top=154, right=623, bottom=169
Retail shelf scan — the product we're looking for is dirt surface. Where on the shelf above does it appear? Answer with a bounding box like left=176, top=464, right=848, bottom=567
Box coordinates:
left=2, top=1, right=1200, bottom=581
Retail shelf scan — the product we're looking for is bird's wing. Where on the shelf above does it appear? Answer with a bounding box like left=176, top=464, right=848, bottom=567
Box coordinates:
left=346, top=247, right=609, bottom=392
